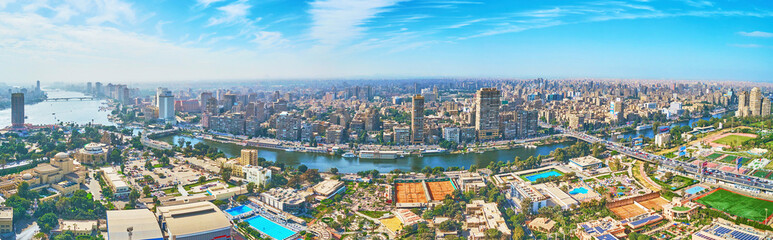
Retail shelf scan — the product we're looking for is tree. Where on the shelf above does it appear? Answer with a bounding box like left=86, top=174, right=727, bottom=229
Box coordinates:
left=236, top=195, right=249, bottom=203
left=37, top=213, right=59, bottom=234
left=142, top=186, right=151, bottom=197
left=221, top=167, right=232, bottom=182
left=246, top=182, right=256, bottom=194
left=199, top=176, right=206, bottom=184
left=298, top=164, right=308, bottom=173
left=329, top=167, right=339, bottom=174
left=484, top=229, right=502, bottom=240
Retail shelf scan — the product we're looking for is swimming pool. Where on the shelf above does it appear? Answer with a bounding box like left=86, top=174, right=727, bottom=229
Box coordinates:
left=524, top=170, right=563, bottom=182
left=569, top=187, right=589, bottom=195
left=245, top=215, right=296, bottom=240
left=685, top=186, right=706, bottom=195
left=225, top=205, right=254, bottom=216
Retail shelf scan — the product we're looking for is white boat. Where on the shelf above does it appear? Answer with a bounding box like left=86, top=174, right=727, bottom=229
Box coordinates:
left=635, top=125, right=652, bottom=131
left=342, top=152, right=357, bottom=158
left=284, top=148, right=296, bottom=152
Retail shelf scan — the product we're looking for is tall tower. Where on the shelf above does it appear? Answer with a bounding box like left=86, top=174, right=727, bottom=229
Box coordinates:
left=11, top=93, right=24, bottom=128
left=475, top=88, right=501, bottom=141
left=411, top=95, right=425, bottom=145
left=763, top=97, right=771, bottom=116
left=737, top=91, right=748, bottom=117
left=157, top=88, right=176, bottom=124
left=750, top=87, right=762, bottom=116
left=240, top=149, right=259, bottom=166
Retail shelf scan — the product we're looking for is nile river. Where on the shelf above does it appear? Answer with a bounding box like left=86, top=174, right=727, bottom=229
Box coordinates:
left=0, top=89, right=112, bottom=126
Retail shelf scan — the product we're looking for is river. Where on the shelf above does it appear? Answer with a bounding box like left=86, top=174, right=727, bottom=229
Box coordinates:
left=608, top=113, right=729, bottom=141
left=156, top=134, right=575, bottom=173
left=0, top=89, right=112, bottom=127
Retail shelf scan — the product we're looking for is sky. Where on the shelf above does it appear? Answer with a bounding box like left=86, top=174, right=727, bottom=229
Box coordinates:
left=0, top=0, right=771, bottom=84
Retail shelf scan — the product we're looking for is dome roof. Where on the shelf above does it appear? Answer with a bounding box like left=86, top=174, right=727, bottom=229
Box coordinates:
left=55, top=152, right=70, bottom=159
left=22, top=173, right=33, bottom=180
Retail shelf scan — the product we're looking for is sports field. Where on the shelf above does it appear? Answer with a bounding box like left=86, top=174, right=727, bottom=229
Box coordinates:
left=426, top=180, right=455, bottom=201
left=752, top=170, right=770, bottom=178
left=720, top=155, right=739, bottom=163
left=610, top=203, right=647, bottom=219
left=639, top=197, right=669, bottom=211
left=395, top=182, right=427, bottom=203
left=713, top=134, right=755, bottom=146
left=695, top=188, right=773, bottom=222
left=706, top=153, right=723, bottom=160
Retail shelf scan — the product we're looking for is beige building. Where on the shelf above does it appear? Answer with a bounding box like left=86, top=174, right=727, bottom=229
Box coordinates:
left=55, top=220, right=99, bottom=236
left=465, top=200, right=511, bottom=240
left=240, top=149, right=259, bottom=166
left=156, top=202, right=232, bottom=240
left=74, top=143, right=111, bottom=165
left=411, top=95, right=425, bottom=145
left=0, top=152, right=84, bottom=196
left=106, top=209, right=163, bottom=240
left=475, top=88, right=501, bottom=141
left=0, top=207, right=12, bottom=234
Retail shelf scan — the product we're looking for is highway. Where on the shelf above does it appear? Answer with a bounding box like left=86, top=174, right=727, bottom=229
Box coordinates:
left=556, top=126, right=773, bottom=193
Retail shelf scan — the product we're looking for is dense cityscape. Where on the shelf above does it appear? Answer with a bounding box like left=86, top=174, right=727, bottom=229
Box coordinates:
left=0, top=78, right=771, bottom=240
left=1, top=0, right=772, bottom=240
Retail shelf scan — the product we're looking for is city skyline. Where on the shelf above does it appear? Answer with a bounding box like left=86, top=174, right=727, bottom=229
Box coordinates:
left=0, top=0, right=771, bottom=84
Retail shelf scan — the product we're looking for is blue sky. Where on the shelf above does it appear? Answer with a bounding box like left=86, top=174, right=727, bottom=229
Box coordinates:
left=0, top=0, right=771, bottom=84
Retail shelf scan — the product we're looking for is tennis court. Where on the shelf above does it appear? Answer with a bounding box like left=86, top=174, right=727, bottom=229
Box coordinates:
left=395, top=182, right=427, bottom=203
left=426, top=180, right=455, bottom=201
left=720, top=155, right=739, bottom=163
left=610, top=203, right=647, bottom=219
left=695, top=188, right=773, bottom=222
left=639, top=197, right=669, bottom=211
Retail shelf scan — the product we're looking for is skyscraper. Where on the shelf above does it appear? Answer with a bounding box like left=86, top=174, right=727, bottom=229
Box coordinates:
left=411, top=95, right=424, bottom=145
left=750, top=87, right=762, bottom=116
left=475, top=88, right=501, bottom=141
left=737, top=91, right=749, bottom=117
left=156, top=88, right=176, bottom=124
left=11, top=93, right=24, bottom=128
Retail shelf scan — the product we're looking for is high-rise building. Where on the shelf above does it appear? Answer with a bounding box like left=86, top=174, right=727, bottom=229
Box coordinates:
left=156, top=88, right=176, bottom=124
left=737, top=91, right=749, bottom=117
left=763, top=98, right=772, bottom=116
left=475, top=88, right=501, bottom=141
left=11, top=93, right=24, bottom=128
left=240, top=149, right=259, bottom=166
left=411, top=95, right=425, bottom=145
left=750, top=87, right=762, bottom=116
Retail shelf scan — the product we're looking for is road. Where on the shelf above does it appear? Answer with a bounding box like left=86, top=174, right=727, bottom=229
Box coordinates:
left=556, top=126, right=773, bottom=193
left=15, top=222, right=39, bottom=240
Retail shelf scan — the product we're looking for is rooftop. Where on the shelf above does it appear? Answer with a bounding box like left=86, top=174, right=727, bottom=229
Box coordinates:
left=157, top=202, right=232, bottom=237
left=107, top=209, right=164, bottom=240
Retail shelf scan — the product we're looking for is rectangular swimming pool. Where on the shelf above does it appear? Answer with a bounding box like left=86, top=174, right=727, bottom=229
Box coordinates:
left=524, top=170, right=563, bottom=182
left=685, top=186, right=706, bottom=195
left=225, top=205, right=253, bottom=216
left=245, top=215, right=296, bottom=240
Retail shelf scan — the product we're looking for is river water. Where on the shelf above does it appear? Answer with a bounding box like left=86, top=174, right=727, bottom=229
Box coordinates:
left=0, top=89, right=112, bottom=127
left=156, top=134, right=575, bottom=173
left=608, top=113, right=729, bottom=141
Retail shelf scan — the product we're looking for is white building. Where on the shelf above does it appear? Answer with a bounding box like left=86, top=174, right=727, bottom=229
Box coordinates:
left=442, top=127, right=460, bottom=143
left=655, top=133, right=671, bottom=147
left=243, top=165, right=271, bottom=187
left=156, top=87, right=176, bottom=124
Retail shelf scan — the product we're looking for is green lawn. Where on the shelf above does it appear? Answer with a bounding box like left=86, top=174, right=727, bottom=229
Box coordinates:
left=720, top=155, right=739, bottom=163
left=713, top=135, right=755, bottom=146
left=696, top=189, right=773, bottom=222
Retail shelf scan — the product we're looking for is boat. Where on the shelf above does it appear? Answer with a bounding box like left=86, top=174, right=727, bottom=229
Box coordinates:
left=342, top=152, right=357, bottom=158
left=284, top=148, right=296, bottom=152
left=711, top=108, right=727, bottom=115
left=658, top=126, right=670, bottom=132
left=421, top=149, right=448, bottom=155
left=635, top=125, right=652, bottom=131
left=358, top=150, right=400, bottom=159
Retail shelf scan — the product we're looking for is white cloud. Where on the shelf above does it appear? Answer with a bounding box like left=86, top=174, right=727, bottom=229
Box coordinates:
left=206, top=0, right=251, bottom=26
left=0, top=0, right=16, bottom=9
left=251, top=31, right=287, bottom=49
left=730, top=43, right=765, bottom=48
left=155, top=20, right=171, bottom=35
left=196, top=0, right=227, bottom=8
left=738, top=31, right=773, bottom=38
left=308, top=0, right=405, bottom=46
left=86, top=0, right=136, bottom=25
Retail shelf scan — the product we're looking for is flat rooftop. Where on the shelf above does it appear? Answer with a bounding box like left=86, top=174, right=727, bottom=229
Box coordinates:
left=313, top=179, right=344, bottom=196
left=157, top=202, right=232, bottom=237
left=107, top=209, right=163, bottom=240
left=571, top=156, right=602, bottom=166
left=0, top=207, right=12, bottom=219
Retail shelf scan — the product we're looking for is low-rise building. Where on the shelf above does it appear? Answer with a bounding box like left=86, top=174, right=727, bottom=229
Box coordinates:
left=575, top=217, right=626, bottom=240
left=569, top=156, right=603, bottom=171
left=156, top=202, right=232, bottom=240
left=654, top=133, right=671, bottom=147
left=312, top=179, right=345, bottom=200
left=662, top=198, right=700, bottom=221
left=100, top=167, right=130, bottom=198
left=260, top=188, right=310, bottom=213
left=509, top=182, right=549, bottom=214
left=74, top=143, right=111, bottom=165
left=106, top=209, right=164, bottom=240
left=0, top=207, right=12, bottom=235
left=465, top=200, right=511, bottom=240
left=55, top=220, right=99, bottom=236
left=693, top=219, right=770, bottom=240
left=528, top=217, right=556, bottom=233
left=243, top=165, right=271, bottom=187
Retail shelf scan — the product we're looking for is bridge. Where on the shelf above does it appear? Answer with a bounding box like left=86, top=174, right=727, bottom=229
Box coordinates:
left=555, top=125, right=773, bottom=192
left=44, top=97, right=95, bottom=101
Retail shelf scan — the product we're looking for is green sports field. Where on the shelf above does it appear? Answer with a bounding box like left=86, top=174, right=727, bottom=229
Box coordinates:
left=696, top=189, right=773, bottom=222
left=720, top=155, right=739, bottom=163
left=713, top=135, right=755, bottom=146
left=706, top=153, right=723, bottom=160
